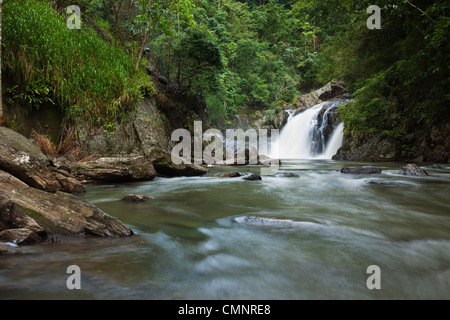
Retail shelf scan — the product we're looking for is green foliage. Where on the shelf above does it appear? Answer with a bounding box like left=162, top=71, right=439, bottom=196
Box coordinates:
left=315, top=0, right=449, bottom=141
left=3, top=0, right=153, bottom=126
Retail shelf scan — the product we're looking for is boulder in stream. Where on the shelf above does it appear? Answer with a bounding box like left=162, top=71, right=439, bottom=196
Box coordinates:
left=341, top=166, right=382, bottom=174
left=72, top=156, right=157, bottom=183
left=219, top=171, right=242, bottom=178
left=152, top=151, right=208, bottom=177
left=399, top=163, right=429, bottom=176
left=242, top=174, right=262, bottom=181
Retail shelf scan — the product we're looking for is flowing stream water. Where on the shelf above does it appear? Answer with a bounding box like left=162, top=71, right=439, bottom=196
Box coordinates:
left=1, top=161, right=449, bottom=299
left=1, top=102, right=449, bottom=299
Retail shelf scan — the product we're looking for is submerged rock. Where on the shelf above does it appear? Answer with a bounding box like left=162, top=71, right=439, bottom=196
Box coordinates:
left=367, top=180, right=397, bottom=186
left=219, top=171, right=242, bottom=178
left=236, top=216, right=321, bottom=229
left=341, top=166, right=382, bottom=174
left=122, top=194, right=152, bottom=202
left=279, top=172, right=300, bottom=178
left=400, top=163, right=429, bottom=176
left=242, top=174, right=262, bottom=181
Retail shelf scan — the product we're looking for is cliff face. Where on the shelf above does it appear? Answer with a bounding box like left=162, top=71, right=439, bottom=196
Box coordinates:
left=334, top=121, right=450, bottom=163
left=76, top=95, right=170, bottom=157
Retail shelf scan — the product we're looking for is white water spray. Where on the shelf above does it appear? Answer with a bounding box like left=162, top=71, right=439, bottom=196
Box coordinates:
left=270, top=101, right=347, bottom=159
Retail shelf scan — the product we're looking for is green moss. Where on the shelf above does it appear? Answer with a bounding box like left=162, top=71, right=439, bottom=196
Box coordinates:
left=19, top=206, right=65, bottom=234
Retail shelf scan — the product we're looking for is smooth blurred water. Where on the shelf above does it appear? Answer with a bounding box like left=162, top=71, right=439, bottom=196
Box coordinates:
left=1, top=160, right=449, bottom=299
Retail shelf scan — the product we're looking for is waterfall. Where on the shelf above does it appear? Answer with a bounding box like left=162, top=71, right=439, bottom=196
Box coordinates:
left=270, top=100, right=348, bottom=159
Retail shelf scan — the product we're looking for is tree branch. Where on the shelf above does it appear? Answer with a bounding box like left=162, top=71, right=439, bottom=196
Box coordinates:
left=405, top=0, right=436, bottom=24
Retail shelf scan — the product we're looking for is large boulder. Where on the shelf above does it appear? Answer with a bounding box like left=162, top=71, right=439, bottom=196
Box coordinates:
left=0, top=126, right=84, bottom=193
left=341, top=166, right=382, bottom=174
left=400, top=164, right=429, bottom=176
left=152, top=151, right=208, bottom=177
left=72, top=156, right=157, bottom=183
left=0, top=170, right=133, bottom=238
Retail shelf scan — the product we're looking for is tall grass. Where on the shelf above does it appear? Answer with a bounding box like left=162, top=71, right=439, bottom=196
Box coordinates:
left=3, top=0, right=153, bottom=126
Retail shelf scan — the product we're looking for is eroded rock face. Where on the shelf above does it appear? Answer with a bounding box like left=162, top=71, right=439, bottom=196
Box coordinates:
left=0, top=170, right=133, bottom=238
left=0, top=126, right=84, bottom=193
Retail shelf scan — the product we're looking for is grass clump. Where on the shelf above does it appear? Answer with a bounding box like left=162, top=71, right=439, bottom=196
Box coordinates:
left=3, top=0, right=154, bottom=127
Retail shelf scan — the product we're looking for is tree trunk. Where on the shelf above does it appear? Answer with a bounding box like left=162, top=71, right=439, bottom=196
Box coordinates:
left=166, top=1, right=174, bottom=92
left=135, top=0, right=153, bottom=71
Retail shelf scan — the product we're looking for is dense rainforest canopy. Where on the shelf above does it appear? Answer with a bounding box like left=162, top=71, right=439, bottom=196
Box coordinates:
left=1, top=0, right=449, bottom=148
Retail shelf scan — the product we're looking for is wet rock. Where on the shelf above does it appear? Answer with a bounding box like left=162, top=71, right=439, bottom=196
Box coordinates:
left=122, top=194, right=152, bottom=202
left=341, top=166, right=382, bottom=174
left=400, top=164, right=429, bottom=176
left=318, top=81, right=347, bottom=101
left=0, top=228, right=42, bottom=244
left=242, top=174, right=262, bottom=181
left=152, top=151, right=208, bottom=177
left=72, top=156, right=157, bottom=182
left=0, top=170, right=133, bottom=238
left=219, top=171, right=242, bottom=178
left=280, top=172, right=300, bottom=178
left=0, top=242, right=22, bottom=255
left=0, top=126, right=84, bottom=193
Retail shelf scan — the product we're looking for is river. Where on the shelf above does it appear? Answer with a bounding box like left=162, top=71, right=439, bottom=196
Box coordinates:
left=1, top=160, right=449, bottom=299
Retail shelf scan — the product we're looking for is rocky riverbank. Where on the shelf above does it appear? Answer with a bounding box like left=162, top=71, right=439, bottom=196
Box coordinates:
left=0, top=126, right=208, bottom=254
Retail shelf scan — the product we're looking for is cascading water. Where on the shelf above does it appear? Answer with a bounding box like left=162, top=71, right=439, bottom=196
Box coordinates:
left=270, top=100, right=348, bottom=159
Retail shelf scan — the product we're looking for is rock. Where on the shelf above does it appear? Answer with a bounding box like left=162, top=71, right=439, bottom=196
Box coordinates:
left=152, top=151, right=208, bottom=177
left=318, top=81, right=347, bottom=101
left=219, top=171, right=242, bottom=178
left=242, top=174, right=262, bottom=181
left=72, top=156, right=157, bottom=182
left=341, top=166, right=382, bottom=174
left=76, top=97, right=169, bottom=157
left=122, top=194, right=152, bottom=202
left=0, top=242, right=22, bottom=255
left=0, top=170, right=133, bottom=237
left=258, top=155, right=279, bottom=165
left=0, top=126, right=84, bottom=193
left=399, top=164, right=429, bottom=176
left=280, top=172, right=300, bottom=178
left=0, top=228, right=42, bottom=244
